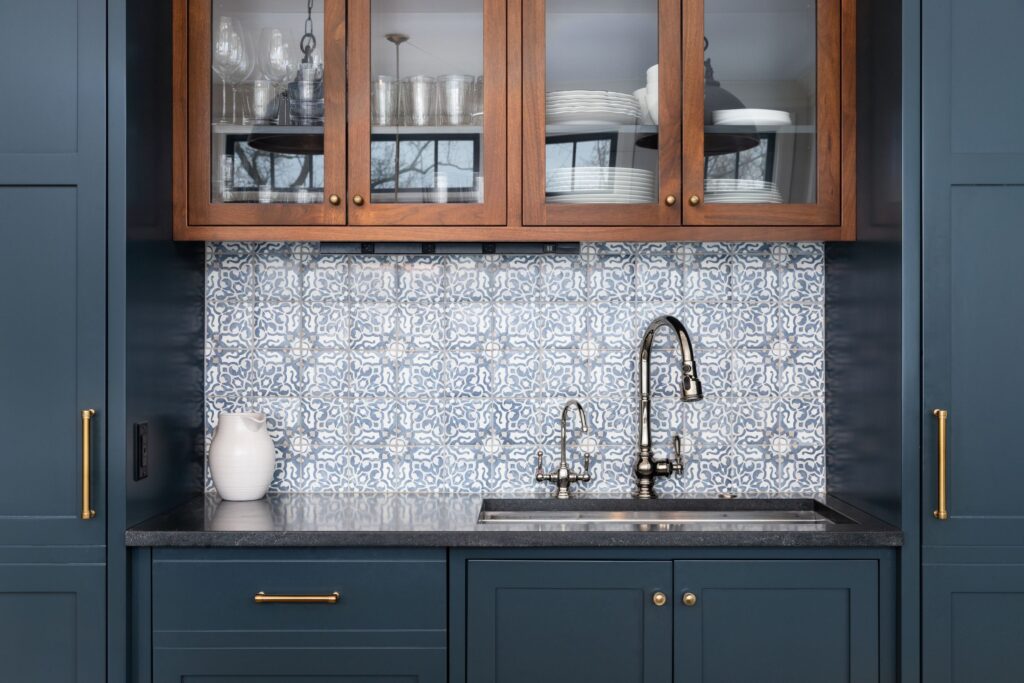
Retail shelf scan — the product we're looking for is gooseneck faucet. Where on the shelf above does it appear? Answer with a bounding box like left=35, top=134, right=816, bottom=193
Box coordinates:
left=635, top=316, right=704, bottom=499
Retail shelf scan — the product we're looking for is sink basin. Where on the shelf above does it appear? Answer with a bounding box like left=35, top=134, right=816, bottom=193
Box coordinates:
left=477, top=498, right=851, bottom=526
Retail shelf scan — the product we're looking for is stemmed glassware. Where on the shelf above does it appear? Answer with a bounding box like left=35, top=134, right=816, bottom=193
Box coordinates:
left=258, top=27, right=298, bottom=122
left=212, top=16, right=240, bottom=123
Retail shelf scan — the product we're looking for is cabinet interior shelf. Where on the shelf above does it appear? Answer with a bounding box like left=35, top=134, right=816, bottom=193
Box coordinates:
left=211, top=123, right=325, bottom=136
left=704, top=124, right=817, bottom=135
left=371, top=125, right=483, bottom=136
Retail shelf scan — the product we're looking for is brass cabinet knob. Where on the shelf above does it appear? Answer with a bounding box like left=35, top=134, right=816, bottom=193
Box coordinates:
left=652, top=592, right=668, bottom=607
left=682, top=592, right=698, bottom=607
left=688, top=195, right=702, bottom=207
left=328, top=194, right=342, bottom=206
left=665, top=195, right=678, bottom=207
left=352, top=195, right=365, bottom=206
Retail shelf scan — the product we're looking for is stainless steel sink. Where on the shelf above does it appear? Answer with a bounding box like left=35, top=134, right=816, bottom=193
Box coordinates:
left=477, top=499, right=851, bottom=526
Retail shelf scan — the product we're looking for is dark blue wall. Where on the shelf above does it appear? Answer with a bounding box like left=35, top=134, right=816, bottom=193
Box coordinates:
left=825, top=0, right=904, bottom=527
left=123, top=0, right=205, bottom=529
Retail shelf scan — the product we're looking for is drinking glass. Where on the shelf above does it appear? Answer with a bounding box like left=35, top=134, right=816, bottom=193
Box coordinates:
left=258, top=27, right=296, bottom=88
left=401, top=75, right=436, bottom=126
left=437, top=74, right=475, bottom=126
left=226, top=26, right=254, bottom=123
left=371, top=75, right=398, bottom=126
left=212, top=16, right=239, bottom=123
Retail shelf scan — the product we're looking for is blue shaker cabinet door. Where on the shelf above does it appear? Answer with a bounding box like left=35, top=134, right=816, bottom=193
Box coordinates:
left=0, top=186, right=106, bottom=546
left=922, top=0, right=1024, bottom=185
left=466, top=560, right=673, bottom=683
left=673, top=560, right=879, bottom=683
left=922, top=185, right=1024, bottom=547
left=0, top=0, right=106, bottom=547
left=0, top=561, right=105, bottom=682
left=922, top=563, right=1024, bottom=683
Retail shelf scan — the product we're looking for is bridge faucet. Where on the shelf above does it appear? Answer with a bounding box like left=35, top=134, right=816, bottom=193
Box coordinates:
left=635, top=316, right=704, bottom=499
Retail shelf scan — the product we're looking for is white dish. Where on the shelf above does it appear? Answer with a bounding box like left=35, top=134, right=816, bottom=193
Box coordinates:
left=551, top=167, right=654, bottom=177
left=547, top=112, right=639, bottom=126
left=712, top=108, right=793, bottom=127
left=549, top=196, right=655, bottom=204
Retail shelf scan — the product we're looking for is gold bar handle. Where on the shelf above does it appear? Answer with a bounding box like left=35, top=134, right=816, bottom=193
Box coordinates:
left=933, top=409, right=949, bottom=521
left=254, top=592, right=340, bottom=605
left=81, top=409, right=96, bottom=520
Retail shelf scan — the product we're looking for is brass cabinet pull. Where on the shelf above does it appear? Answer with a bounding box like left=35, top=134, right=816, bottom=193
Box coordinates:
left=664, top=195, right=678, bottom=207
left=254, top=592, right=340, bottom=604
left=328, top=194, right=342, bottom=206
left=688, top=195, right=702, bottom=207
left=352, top=195, right=365, bottom=206
left=652, top=591, right=667, bottom=607
left=933, top=409, right=949, bottom=521
left=81, top=409, right=96, bottom=520
left=682, top=592, right=697, bottom=607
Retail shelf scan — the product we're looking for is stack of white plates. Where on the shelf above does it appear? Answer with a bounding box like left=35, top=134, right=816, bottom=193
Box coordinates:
left=705, top=179, right=784, bottom=204
left=547, top=167, right=656, bottom=204
left=711, top=108, right=793, bottom=127
left=547, top=90, right=641, bottom=126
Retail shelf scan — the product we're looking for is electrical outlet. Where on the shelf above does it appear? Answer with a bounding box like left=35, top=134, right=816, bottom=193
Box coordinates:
left=134, top=422, right=149, bottom=481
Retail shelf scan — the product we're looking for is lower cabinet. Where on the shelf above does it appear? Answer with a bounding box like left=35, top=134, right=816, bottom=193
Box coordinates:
left=674, top=560, right=879, bottom=683
left=0, top=560, right=105, bottom=682
left=149, top=548, right=447, bottom=683
left=466, top=560, right=673, bottom=683
left=463, top=558, right=880, bottom=683
left=922, top=562, right=1024, bottom=683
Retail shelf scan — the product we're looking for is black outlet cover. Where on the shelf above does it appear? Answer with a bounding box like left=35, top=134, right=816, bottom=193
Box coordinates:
left=134, top=422, right=149, bottom=481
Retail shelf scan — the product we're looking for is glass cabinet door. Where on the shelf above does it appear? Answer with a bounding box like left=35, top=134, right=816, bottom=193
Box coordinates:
left=682, top=0, right=845, bottom=227
left=347, top=0, right=507, bottom=226
left=523, top=0, right=682, bottom=227
left=188, top=0, right=345, bottom=227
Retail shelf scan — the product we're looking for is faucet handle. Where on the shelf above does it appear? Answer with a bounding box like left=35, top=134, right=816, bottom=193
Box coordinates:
left=535, top=449, right=549, bottom=482
left=581, top=453, right=592, bottom=483
left=672, top=435, right=684, bottom=473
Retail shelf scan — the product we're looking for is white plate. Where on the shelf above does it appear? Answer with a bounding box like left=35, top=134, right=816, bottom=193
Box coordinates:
left=548, top=197, right=655, bottom=204
left=711, top=108, right=793, bottom=127
left=551, top=167, right=654, bottom=177
left=705, top=179, right=778, bottom=188
left=547, top=112, right=639, bottom=125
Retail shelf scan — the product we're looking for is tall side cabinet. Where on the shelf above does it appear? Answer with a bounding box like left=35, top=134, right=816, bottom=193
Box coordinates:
left=921, top=0, right=1024, bottom=680
left=0, top=0, right=107, bottom=680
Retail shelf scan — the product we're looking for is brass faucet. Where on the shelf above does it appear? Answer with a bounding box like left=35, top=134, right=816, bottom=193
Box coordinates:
left=635, top=316, right=703, bottom=499
left=536, top=400, right=592, bottom=499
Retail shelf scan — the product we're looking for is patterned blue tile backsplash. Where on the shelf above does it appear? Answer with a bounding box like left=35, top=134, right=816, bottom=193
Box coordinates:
left=205, top=242, right=826, bottom=496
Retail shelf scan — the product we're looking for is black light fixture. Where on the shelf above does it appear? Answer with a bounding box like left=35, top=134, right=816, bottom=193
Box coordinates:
left=703, top=37, right=760, bottom=157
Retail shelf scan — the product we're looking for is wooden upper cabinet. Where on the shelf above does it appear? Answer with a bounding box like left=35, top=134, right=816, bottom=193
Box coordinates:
left=681, top=0, right=857, bottom=238
left=176, top=0, right=347, bottom=239
left=522, top=0, right=683, bottom=228
left=346, top=0, right=507, bottom=227
left=172, top=0, right=856, bottom=241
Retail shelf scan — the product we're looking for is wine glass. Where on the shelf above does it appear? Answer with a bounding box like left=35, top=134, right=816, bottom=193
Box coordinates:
left=226, top=25, right=255, bottom=123
left=258, top=27, right=296, bottom=86
left=212, top=16, right=238, bottom=123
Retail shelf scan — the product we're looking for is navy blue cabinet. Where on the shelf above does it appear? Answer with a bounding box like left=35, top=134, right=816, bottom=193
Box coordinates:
left=674, top=560, right=879, bottom=683
left=921, top=0, right=1024, bottom=679
left=151, top=548, right=447, bottom=683
left=923, top=562, right=1024, bottom=683
left=466, top=560, right=673, bottom=683
left=0, top=558, right=105, bottom=682
left=0, top=0, right=107, bottom=681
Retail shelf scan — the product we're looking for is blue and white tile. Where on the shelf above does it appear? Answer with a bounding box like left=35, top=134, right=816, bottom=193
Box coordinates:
left=449, top=303, right=494, bottom=350
left=492, top=303, right=542, bottom=348
left=304, top=301, right=350, bottom=350
left=542, top=255, right=588, bottom=302
left=397, top=305, right=449, bottom=350
left=254, top=244, right=303, bottom=299
left=346, top=352, right=398, bottom=399
left=589, top=255, right=637, bottom=302
left=491, top=351, right=543, bottom=397
left=397, top=257, right=447, bottom=303
left=348, top=304, right=397, bottom=350
left=207, top=298, right=254, bottom=348
left=636, top=255, right=685, bottom=303
left=254, top=299, right=303, bottom=348
left=348, top=257, right=397, bottom=303
left=251, top=348, right=304, bottom=397
left=397, top=352, right=447, bottom=399
left=490, top=256, right=540, bottom=301
left=445, top=351, right=492, bottom=398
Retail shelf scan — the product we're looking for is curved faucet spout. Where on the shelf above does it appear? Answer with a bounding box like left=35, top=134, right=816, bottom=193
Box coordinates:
left=635, top=316, right=704, bottom=499
left=560, top=400, right=589, bottom=468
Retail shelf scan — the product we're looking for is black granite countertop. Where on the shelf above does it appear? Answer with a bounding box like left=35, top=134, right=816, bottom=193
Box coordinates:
left=125, top=493, right=902, bottom=548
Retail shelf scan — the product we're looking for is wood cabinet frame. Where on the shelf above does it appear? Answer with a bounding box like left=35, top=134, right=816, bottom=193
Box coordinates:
left=174, top=0, right=346, bottom=239
left=681, top=0, right=856, bottom=239
left=346, top=0, right=508, bottom=227
left=173, top=0, right=857, bottom=242
left=521, top=0, right=683, bottom=228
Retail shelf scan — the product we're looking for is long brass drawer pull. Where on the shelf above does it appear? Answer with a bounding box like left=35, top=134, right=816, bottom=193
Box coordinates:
left=254, top=592, right=340, bottom=605
left=933, top=409, right=949, bottom=521
left=81, top=409, right=96, bottom=520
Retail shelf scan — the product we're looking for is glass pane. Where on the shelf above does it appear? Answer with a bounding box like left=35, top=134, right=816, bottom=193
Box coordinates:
left=545, top=0, right=659, bottom=206
left=703, top=0, right=817, bottom=205
left=211, top=0, right=325, bottom=205
left=369, top=0, right=484, bottom=205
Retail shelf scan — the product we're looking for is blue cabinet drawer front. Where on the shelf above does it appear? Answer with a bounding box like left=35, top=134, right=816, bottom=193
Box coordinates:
left=153, top=548, right=446, bottom=632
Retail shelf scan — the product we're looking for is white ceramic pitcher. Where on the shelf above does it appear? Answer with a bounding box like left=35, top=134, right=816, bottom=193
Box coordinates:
left=209, top=412, right=275, bottom=501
